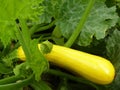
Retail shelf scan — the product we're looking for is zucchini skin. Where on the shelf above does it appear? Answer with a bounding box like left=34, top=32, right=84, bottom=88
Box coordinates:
left=17, top=44, right=115, bottom=85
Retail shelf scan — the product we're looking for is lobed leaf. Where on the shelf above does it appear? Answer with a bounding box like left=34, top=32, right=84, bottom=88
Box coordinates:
left=40, top=0, right=118, bottom=46
left=0, top=0, right=43, bottom=47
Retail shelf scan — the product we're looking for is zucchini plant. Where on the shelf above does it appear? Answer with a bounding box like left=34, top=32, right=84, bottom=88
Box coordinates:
left=0, top=0, right=119, bottom=90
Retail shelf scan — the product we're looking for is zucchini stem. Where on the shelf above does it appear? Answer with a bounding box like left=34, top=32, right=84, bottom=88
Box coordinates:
left=0, top=76, right=23, bottom=85
left=47, top=69, right=99, bottom=90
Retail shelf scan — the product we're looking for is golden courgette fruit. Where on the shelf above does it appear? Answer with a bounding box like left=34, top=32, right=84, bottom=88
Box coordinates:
left=17, top=44, right=115, bottom=85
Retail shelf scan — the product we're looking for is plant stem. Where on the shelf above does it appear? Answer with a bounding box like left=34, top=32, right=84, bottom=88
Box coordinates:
left=64, top=0, right=95, bottom=47
left=0, top=76, right=23, bottom=85
left=30, top=20, right=56, bottom=35
left=16, top=18, right=32, bottom=61
left=47, top=69, right=99, bottom=90
left=0, top=74, right=34, bottom=90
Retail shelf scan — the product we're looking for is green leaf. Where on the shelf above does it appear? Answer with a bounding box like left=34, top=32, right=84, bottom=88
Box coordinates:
left=106, top=29, right=120, bottom=70
left=106, top=29, right=120, bottom=90
left=64, top=0, right=95, bottom=47
left=0, top=21, right=17, bottom=47
left=0, top=0, right=43, bottom=21
left=40, top=0, right=118, bottom=46
left=0, top=0, right=43, bottom=47
left=78, top=4, right=118, bottom=45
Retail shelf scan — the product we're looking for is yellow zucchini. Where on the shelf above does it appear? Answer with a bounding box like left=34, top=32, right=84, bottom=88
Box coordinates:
left=17, top=44, right=115, bottom=85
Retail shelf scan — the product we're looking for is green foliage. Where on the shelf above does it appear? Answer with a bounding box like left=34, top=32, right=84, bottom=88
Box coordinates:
left=0, top=0, right=49, bottom=89
left=106, top=29, right=120, bottom=90
left=0, top=0, right=120, bottom=90
left=0, top=0, right=43, bottom=47
left=40, top=0, right=118, bottom=46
